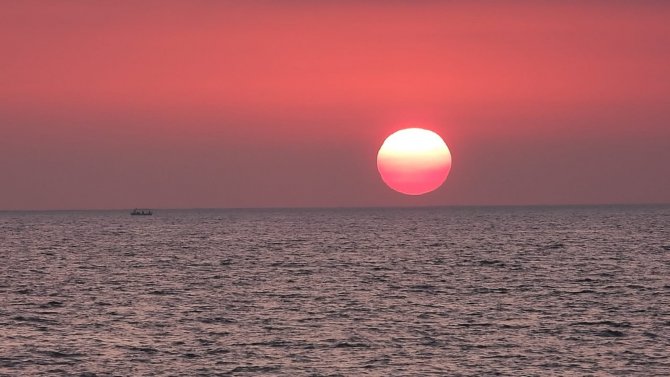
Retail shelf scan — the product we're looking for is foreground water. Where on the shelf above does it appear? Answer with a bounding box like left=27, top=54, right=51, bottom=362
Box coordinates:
left=1, top=206, right=669, bottom=376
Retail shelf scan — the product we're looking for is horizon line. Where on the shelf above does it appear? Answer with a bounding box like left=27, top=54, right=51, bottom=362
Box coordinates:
left=1, top=202, right=668, bottom=212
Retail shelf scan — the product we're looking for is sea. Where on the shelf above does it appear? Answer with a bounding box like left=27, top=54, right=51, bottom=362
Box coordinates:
left=1, top=205, right=669, bottom=376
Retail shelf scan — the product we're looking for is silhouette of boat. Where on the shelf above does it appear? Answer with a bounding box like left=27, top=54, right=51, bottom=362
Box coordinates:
left=131, top=208, right=153, bottom=216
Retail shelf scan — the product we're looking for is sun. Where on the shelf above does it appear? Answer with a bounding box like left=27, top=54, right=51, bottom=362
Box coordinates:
left=377, top=128, right=452, bottom=195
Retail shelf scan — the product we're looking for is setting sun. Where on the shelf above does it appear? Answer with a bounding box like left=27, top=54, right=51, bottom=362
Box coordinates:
left=377, top=128, right=452, bottom=195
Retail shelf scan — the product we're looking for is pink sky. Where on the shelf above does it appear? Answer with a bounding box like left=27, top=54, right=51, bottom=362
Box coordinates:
left=1, top=1, right=669, bottom=209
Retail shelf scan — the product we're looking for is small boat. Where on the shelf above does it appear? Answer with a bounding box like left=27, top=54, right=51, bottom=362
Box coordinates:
left=131, top=208, right=153, bottom=216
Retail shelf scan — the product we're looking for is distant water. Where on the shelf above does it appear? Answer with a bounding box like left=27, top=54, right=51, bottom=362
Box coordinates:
left=1, top=206, right=669, bottom=376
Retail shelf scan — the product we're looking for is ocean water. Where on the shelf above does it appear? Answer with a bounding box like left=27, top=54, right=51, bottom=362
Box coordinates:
left=1, top=205, right=669, bottom=376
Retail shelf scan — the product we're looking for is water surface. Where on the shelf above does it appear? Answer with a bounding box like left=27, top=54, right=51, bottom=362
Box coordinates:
left=1, top=206, right=669, bottom=375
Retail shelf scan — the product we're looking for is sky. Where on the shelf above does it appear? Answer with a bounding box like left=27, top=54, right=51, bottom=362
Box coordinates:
left=1, top=1, right=669, bottom=210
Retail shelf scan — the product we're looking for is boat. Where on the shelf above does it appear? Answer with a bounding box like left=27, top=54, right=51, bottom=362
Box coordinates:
left=131, top=208, right=153, bottom=216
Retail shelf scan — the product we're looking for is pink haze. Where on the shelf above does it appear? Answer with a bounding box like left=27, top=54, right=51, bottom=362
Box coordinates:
left=1, top=1, right=669, bottom=209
